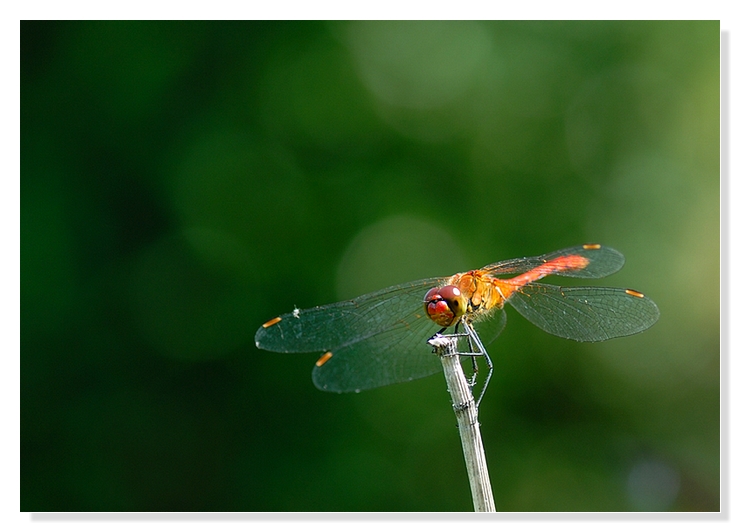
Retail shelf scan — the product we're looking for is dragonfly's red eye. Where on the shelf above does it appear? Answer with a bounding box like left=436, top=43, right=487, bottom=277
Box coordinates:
left=424, top=285, right=465, bottom=327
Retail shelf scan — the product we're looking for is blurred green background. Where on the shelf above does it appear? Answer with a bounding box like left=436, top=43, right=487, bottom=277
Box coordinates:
left=21, top=21, right=719, bottom=512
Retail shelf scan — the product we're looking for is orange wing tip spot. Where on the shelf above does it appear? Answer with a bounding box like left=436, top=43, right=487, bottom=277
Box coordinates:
left=625, top=289, right=645, bottom=298
left=315, top=352, right=333, bottom=367
left=262, top=316, right=282, bottom=328
left=582, top=243, right=602, bottom=250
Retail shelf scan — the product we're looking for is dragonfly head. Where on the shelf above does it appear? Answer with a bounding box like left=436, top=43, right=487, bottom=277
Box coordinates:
left=424, top=285, right=465, bottom=328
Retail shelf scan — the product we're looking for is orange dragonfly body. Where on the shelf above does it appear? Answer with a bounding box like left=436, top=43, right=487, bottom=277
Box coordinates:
left=255, top=244, right=659, bottom=394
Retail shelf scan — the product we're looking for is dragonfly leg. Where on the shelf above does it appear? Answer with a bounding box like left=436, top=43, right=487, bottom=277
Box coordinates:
left=430, top=322, right=492, bottom=405
left=451, top=323, right=478, bottom=388
left=462, top=320, right=494, bottom=408
left=469, top=355, right=479, bottom=390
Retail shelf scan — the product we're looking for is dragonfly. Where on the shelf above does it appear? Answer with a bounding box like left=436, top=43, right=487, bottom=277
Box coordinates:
left=255, top=244, right=659, bottom=398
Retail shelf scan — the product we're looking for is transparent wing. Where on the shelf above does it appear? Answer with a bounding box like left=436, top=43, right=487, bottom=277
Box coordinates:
left=255, top=278, right=448, bottom=392
left=310, top=315, right=443, bottom=393
left=311, top=305, right=509, bottom=393
left=255, top=278, right=443, bottom=353
left=507, top=283, right=660, bottom=342
left=469, top=306, right=508, bottom=347
left=481, top=245, right=625, bottom=279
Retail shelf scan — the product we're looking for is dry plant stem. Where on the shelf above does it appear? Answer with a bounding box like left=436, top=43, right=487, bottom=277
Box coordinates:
left=430, top=334, right=496, bottom=512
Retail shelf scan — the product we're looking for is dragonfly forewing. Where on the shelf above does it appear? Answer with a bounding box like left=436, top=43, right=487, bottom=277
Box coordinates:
left=255, top=278, right=443, bottom=353
left=481, top=245, right=625, bottom=279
